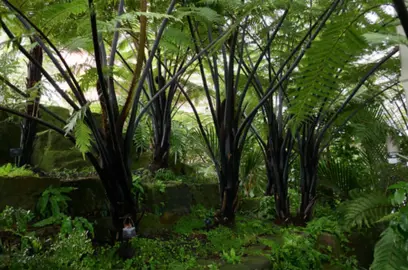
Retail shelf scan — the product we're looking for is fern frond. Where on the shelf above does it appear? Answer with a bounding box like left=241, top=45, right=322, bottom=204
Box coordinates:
left=34, top=0, right=87, bottom=31
left=133, top=117, right=151, bottom=153
left=371, top=227, right=408, bottom=270
left=289, top=14, right=368, bottom=128
left=175, top=7, right=224, bottom=23
left=74, top=120, right=92, bottom=158
left=170, top=121, right=188, bottom=165
left=318, top=157, right=360, bottom=198
left=63, top=103, right=93, bottom=157
left=342, top=192, right=392, bottom=229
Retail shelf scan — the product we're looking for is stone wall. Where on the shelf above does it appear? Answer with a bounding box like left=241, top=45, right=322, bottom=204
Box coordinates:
left=0, top=176, right=60, bottom=211
left=0, top=176, right=263, bottom=242
left=0, top=177, right=223, bottom=215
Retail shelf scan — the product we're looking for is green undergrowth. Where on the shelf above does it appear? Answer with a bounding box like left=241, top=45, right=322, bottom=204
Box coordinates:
left=0, top=163, right=38, bottom=177
left=134, top=168, right=217, bottom=185
left=0, top=202, right=359, bottom=270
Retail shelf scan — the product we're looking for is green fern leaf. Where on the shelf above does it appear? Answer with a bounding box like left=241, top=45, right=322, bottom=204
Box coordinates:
left=37, top=192, right=50, bottom=217
left=371, top=227, right=408, bottom=270
left=64, top=104, right=93, bottom=158
left=289, top=14, right=368, bottom=128
left=50, top=198, right=61, bottom=217
left=175, top=7, right=223, bottom=23
left=343, top=192, right=392, bottom=229
left=74, top=120, right=93, bottom=158
left=35, top=0, right=88, bottom=31
left=33, top=216, right=59, bottom=228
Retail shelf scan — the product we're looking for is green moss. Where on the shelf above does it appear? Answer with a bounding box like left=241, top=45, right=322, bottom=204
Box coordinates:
left=206, top=226, right=245, bottom=252
left=33, top=130, right=73, bottom=151
left=37, top=106, right=70, bottom=132
left=32, top=149, right=89, bottom=172
left=173, top=215, right=204, bottom=234
left=172, top=205, right=214, bottom=235
left=189, top=183, right=220, bottom=209
left=32, top=130, right=90, bottom=172
left=138, top=213, right=174, bottom=234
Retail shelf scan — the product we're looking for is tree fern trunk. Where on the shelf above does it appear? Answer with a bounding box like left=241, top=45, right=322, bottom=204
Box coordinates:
left=98, top=138, right=138, bottom=241
left=297, top=134, right=319, bottom=225
left=151, top=127, right=170, bottom=171
left=18, top=41, right=43, bottom=167
left=216, top=167, right=239, bottom=226
left=150, top=89, right=171, bottom=172
left=215, top=101, right=240, bottom=226
left=265, top=120, right=293, bottom=223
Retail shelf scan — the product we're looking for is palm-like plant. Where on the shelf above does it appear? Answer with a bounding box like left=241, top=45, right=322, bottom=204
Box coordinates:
left=0, top=0, right=223, bottom=238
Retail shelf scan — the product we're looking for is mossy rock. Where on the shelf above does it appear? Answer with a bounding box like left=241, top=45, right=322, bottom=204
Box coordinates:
left=189, top=183, right=220, bottom=209
left=33, top=129, right=72, bottom=151
left=37, top=106, right=70, bottom=132
left=316, top=232, right=342, bottom=258
left=0, top=176, right=60, bottom=211
left=32, top=129, right=91, bottom=171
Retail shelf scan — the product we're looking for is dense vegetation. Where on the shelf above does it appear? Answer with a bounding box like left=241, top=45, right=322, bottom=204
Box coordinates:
left=0, top=0, right=408, bottom=269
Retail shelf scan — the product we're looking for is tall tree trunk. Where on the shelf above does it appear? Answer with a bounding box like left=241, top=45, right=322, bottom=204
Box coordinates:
left=296, top=129, right=319, bottom=225
left=151, top=91, right=171, bottom=171
left=266, top=147, right=290, bottom=222
left=98, top=137, right=138, bottom=241
left=18, top=42, right=43, bottom=167
left=264, top=114, right=293, bottom=223
left=216, top=160, right=240, bottom=226
left=151, top=127, right=170, bottom=171
left=150, top=74, right=173, bottom=172
left=215, top=99, right=240, bottom=226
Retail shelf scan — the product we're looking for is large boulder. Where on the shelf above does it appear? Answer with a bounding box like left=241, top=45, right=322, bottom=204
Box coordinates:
left=31, top=129, right=91, bottom=172
left=37, top=106, right=70, bottom=132
left=316, top=232, right=342, bottom=258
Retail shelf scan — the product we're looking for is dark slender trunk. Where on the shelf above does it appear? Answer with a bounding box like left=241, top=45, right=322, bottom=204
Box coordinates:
left=216, top=166, right=240, bottom=226
left=102, top=167, right=136, bottom=241
left=95, top=134, right=138, bottom=241
left=18, top=42, right=43, bottom=167
left=215, top=100, right=240, bottom=226
left=264, top=115, right=293, bottom=223
left=296, top=131, right=319, bottom=225
left=149, top=72, right=173, bottom=172
left=265, top=141, right=292, bottom=223
left=151, top=130, right=170, bottom=171
left=150, top=91, right=171, bottom=172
